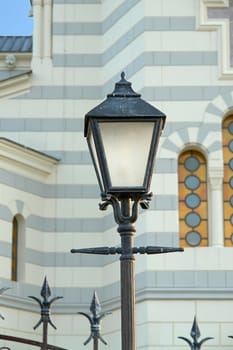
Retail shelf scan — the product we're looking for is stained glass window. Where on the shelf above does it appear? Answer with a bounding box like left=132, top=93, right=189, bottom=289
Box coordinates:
left=223, top=116, right=233, bottom=246
left=178, top=150, right=208, bottom=247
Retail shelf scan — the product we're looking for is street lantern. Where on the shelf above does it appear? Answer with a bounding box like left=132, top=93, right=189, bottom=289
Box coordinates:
left=72, top=72, right=183, bottom=350
left=84, top=72, right=166, bottom=196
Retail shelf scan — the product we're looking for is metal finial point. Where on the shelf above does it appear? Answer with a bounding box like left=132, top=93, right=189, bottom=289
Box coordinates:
left=41, top=276, right=51, bottom=301
left=90, top=291, right=101, bottom=316
left=191, top=315, right=200, bottom=340
left=178, top=316, right=213, bottom=350
left=121, top=72, right=125, bottom=80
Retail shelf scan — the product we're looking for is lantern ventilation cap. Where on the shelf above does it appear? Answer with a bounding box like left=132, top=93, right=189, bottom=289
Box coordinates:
left=107, top=72, right=141, bottom=98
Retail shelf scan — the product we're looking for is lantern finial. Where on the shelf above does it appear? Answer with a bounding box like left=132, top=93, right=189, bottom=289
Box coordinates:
left=121, top=72, right=125, bottom=80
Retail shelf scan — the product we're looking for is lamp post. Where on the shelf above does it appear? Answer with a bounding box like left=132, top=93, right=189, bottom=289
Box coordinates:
left=71, top=72, right=183, bottom=350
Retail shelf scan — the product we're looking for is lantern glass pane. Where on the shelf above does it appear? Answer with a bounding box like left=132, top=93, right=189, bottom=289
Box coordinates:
left=89, top=130, right=104, bottom=191
left=99, top=122, right=154, bottom=188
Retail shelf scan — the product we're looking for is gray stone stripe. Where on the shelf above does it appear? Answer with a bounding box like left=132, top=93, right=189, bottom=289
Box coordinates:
left=0, top=118, right=83, bottom=131
left=54, top=0, right=141, bottom=35
left=53, top=51, right=217, bottom=67
left=0, top=204, right=115, bottom=232
left=53, top=16, right=195, bottom=36
left=0, top=118, right=218, bottom=134
left=53, top=17, right=196, bottom=69
left=26, top=214, right=112, bottom=233
left=0, top=169, right=100, bottom=199
left=2, top=270, right=233, bottom=312
left=0, top=165, right=176, bottom=201
left=0, top=159, right=177, bottom=201
left=0, top=201, right=176, bottom=234
left=141, top=86, right=232, bottom=101
left=54, top=0, right=139, bottom=35
left=0, top=232, right=179, bottom=267
left=19, top=85, right=232, bottom=101
left=46, top=151, right=91, bottom=164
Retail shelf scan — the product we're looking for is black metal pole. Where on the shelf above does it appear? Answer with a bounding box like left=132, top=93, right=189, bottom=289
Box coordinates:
left=42, top=319, right=48, bottom=350
left=118, top=197, right=136, bottom=350
left=71, top=193, right=183, bottom=350
left=93, top=336, right=98, bottom=350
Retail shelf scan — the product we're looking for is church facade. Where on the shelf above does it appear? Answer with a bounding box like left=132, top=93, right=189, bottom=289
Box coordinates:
left=0, top=0, right=233, bottom=349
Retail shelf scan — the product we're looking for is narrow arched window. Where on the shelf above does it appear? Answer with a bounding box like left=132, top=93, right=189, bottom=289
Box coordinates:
left=11, top=215, right=25, bottom=281
left=11, top=217, right=18, bottom=281
left=223, top=115, right=233, bottom=246
left=178, top=150, right=208, bottom=247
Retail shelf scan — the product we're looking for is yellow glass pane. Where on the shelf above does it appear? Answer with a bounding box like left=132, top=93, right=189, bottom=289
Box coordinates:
left=224, top=165, right=233, bottom=180
left=179, top=187, right=192, bottom=200
left=224, top=220, right=233, bottom=237
left=195, top=183, right=207, bottom=199
left=178, top=168, right=191, bottom=182
left=223, top=151, right=233, bottom=163
left=195, top=203, right=208, bottom=218
left=223, top=116, right=233, bottom=128
left=193, top=165, right=206, bottom=181
left=224, top=202, right=233, bottom=218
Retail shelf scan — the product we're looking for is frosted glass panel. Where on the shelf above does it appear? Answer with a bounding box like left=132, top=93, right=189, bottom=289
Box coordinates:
left=89, top=130, right=104, bottom=191
left=99, top=122, right=154, bottom=187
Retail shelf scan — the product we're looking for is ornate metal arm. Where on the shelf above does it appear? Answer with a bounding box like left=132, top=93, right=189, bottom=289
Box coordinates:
left=99, top=192, right=153, bottom=224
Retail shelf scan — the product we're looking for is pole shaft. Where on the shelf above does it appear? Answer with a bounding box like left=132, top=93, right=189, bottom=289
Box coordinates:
left=118, top=198, right=136, bottom=350
left=42, top=320, right=48, bottom=350
left=93, top=337, right=98, bottom=350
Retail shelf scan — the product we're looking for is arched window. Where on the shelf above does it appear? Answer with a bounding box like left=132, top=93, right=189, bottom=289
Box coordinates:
left=11, top=217, right=18, bottom=281
left=223, top=115, right=233, bottom=246
left=178, top=150, right=208, bottom=247
left=11, top=215, right=25, bottom=281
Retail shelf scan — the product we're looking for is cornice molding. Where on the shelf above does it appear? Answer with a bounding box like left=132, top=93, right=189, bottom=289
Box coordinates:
left=0, top=138, right=59, bottom=181
left=0, top=70, right=32, bottom=99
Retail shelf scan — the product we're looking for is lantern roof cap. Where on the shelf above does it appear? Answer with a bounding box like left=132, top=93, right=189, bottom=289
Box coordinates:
left=84, top=72, right=166, bottom=136
left=107, top=72, right=140, bottom=98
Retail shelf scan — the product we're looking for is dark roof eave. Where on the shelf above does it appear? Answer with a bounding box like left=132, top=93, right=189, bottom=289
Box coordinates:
left=0, top=70, right=32, bottom=82
left=0, top=36, right=33, bottom=53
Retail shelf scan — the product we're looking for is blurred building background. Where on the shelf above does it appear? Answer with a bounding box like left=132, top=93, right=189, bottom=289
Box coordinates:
left=0, top=0, right=233, bottom=349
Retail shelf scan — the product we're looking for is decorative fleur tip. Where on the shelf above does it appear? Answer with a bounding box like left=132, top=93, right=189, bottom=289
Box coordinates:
left=41, top=276, right=51, bottom=301
left=178, top=315, right=213, bottom=350
left=29, top=277, right=63, bottom=331
left=121, top=72, right=125, bottom=80
left=79, top=290, right=111, bottom=346
left=191, top=315, right=200, bottom=340
left=90, top=291, right=101, bottom=316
